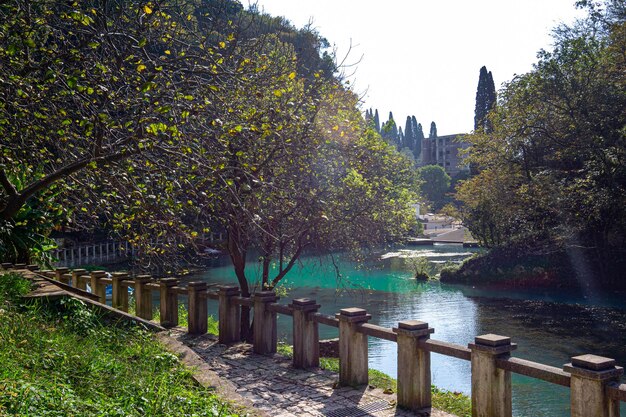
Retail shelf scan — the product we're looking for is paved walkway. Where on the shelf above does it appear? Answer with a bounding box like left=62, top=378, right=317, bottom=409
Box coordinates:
left=168, top=331, right=455, bottom=417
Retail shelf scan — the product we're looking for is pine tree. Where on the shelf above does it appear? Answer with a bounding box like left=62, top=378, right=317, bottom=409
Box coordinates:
left=474, top=66, right=497, bottom=132
left=373, top=109, right=381, bottom=132
left=429, top=121, right=437, bottom=138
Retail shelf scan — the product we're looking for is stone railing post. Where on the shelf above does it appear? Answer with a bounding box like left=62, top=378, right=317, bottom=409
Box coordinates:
left=111, top=272, right=129, bottom=312
left=134, top=275, right=153, bottom=320
left=159, top=278, right=179, bottom=328
left=54, top=267, right=69, bottom=281
left=253, top=291, right=278, bottom=355
left=393, top=320, right=434, bottom=410
left=290, top=298, right=320, bottom=369
left=564, top=354, right=624, bottom=417
left=218, top=285, right=240, bottom=344
left=90, top=271, right=107, bottom=303
left=1, top=263, right=13, bottom=270
left=188, top=281, right=208, bottom=335
left=469, top=334, right=517, bottom=417
left=337, top=307, right=371, bottom=386
left=78, top=274, right=90, bottom=290
left=71, top=269, right=87, bottom=289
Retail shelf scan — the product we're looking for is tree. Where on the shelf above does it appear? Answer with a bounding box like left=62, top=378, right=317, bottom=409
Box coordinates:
left=417, top=165, right=450, bottom=211
left=180, top=33, right=419, bottom=337
left=404, top=116, right=414, bottom=151
left=474, top=66, right=497, bottom=132
left=373, top=109, right=381, bottom=132
left=381, top=113, right=399, bottom=147
left=429, top=121, right=437, bottom=138
left=457, top=0, right=626, bottom=280
left=411, top=116, right=422, bottom=158
left=0, top=0, right=243, bottom=264
left=413, top=119, right=424, bottom=160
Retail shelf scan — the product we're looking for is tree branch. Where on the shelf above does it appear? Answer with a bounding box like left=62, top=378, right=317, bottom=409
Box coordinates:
left=0, top=149, right=139, bottom=220
left=0, top=169, right=18, bottom=197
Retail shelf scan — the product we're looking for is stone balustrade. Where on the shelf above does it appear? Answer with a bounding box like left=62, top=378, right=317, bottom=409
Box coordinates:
left=3, top=262, right=626, bottom=417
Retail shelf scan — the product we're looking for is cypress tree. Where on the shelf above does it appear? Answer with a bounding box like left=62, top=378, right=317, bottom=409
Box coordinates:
left=474, top=66, right=497, bottom=132
left=429, top=121, right=437, bottom=138
left=374, top=109, right=381, bottom=132
left=404, top=116, right=414, bottom=150
left=413, top=117, right=423, bottom=158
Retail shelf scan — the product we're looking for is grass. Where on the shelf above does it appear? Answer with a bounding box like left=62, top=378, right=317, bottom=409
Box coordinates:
left=278, top=342, right=471, bottom=417
left=0, top=272, right=239, bottom=416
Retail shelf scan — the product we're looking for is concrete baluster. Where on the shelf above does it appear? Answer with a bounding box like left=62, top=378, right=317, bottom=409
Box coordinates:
left=337, top=307, right=371, bottom=386
left=159, top=278, right=179, bottom=328
left=54, top=267, right=69, bottom=281
left=187, top=281, right=208, bottom=335
left=60, top=273, right=72, bottom=285
left=71, top=269, right=87, bottom=289
left=111, top=272, right=129, bottom=312
left=134, top=275, right=153, bottom=320
left=564, top=354, right=624, bottom=417
left=393, top=320, right=434, bottom=410
left=253, top=291, right=278, bottom=355
left=290, top=298, right=320, bottom=369
left=218, top=286, right=241, bottom=344
left=469, top=334, right=517, bottom=417
left=90, top=270, right=107, bottom=303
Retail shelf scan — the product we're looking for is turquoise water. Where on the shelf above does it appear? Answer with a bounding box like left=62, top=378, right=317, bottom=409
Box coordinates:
left=190, top=244, right=626, bottom=417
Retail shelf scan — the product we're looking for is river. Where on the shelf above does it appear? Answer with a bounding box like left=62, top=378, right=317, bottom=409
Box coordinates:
left=190, top=244, right=626, bottom=417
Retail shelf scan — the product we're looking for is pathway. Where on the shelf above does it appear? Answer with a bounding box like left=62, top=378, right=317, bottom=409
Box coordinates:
left=168, top=330, right=456, bottom=417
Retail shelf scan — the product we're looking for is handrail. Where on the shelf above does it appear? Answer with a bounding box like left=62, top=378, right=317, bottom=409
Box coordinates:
left=17, top=263, right=626, bottom=416
left=420, top=339, right=471, bottom=361
left=496, top=357, right=571, bottom=387
left=357, top=323, right=397, bottom=342
left=607, top=382, right=626, bottom=402
left=311, top=313, right=339, bottom=328
left=268, top=303, right=293, bottom=316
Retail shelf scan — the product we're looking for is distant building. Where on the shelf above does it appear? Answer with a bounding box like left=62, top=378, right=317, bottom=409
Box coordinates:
left=419, top=134, right=470, bottom=176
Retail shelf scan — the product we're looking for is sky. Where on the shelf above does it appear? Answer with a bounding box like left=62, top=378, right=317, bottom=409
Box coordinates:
left=249, top=0, right=586, bottom=136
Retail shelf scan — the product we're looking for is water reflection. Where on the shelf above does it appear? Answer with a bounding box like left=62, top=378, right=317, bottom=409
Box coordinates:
left=191, top=245, right=626, bottom=417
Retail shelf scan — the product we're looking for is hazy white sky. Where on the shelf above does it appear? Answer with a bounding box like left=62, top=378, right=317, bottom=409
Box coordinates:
left=250, top=0, right=586, bottom=135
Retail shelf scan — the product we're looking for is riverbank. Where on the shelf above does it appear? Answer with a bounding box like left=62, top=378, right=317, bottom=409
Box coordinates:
left=0, top=272, right=240, bottom=416
left=439, top=240, right=626, bottom=292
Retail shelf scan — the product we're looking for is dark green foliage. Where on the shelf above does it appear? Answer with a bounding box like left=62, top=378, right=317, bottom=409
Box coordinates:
left=0, top=272, right=32, bottom=302
left=0, top=171, right=64, bottom=266
left=473, top=66, right=497, bottom=132
left=404, top=116, right=414, bottom=151
left=374, top=109, right=381, bottom=132
left=412, top=116, right=422, bottom=159
left=418, top=165, right=451, bottom=211
left=458, top=1, right=626, bottom=284
left=429, top=121, right=437, bottom=138
left=380, top=113, right=399, bottom=146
